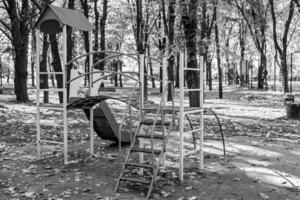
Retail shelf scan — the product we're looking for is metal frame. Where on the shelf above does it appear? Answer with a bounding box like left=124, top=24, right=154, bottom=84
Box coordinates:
left=36, top=27, right=94, bottom=164
left=179, top=52, right=204, bottom=181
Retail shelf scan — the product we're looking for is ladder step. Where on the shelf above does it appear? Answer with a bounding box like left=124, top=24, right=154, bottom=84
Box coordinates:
left=39, top=72, right=64, bottom=75
left=137, top=134, right=164, bottom=140
left=38, top=104, right=64, bottom=110
left=120, top=176, right=151, bottom=184
left=184, top=108, right=203, bottom=115
left=141, top=120, right=170, bottom=126
left=183, top=88, right=203, bottom=92
left=39, top=140, right=63, bottom=145
left=183, top=68, right=201, bottom=71
left=131, top=147, right=161, bottom=155
left=39, top=122, right=64, bottom=127
left=38, top=88, right=65, bottom=92
left=125, top=162, right=153, bottom=169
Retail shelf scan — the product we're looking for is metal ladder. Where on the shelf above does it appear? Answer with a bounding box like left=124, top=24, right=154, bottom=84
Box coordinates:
left=178, top=52, right=204, bottom=181
left=115, top=84, right=174, bottom=199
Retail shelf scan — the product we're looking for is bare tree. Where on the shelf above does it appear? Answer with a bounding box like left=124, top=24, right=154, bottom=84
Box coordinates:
left=269, top=0, right=296, bottom=93
left=180, top=0, right=200, bottom=107
left=0, top=0, right=32, bottom=102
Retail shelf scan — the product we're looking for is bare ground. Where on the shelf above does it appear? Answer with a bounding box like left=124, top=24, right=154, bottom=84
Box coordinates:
left=0, top=87, right=300, bottom=200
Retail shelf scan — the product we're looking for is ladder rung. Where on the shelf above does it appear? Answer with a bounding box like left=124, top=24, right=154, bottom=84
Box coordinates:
left=39, top=72, right=64, bottom=75
left=141, top=120, right=170, bottom=126
left=137, top=134, right=164, bottom=140
left=39, top=122, right=64, bottom=127
left=39, top=140, right=63, bottom=145
left=125, top=162, right=153, bottom=169
left=183, top=68, right=201, bottom=71
left=184, top=88, right=203, bottom=92
left=38, top=104, right=64, bottom=110
left=184, top=108, right=203, bottom=115
left=38, top=88, right=65, bottom=92
left=120, top=176, right=151, bottom=184
left=131, top=147, right=161, bottom=155
left=184, top=128, right=203, bottom=135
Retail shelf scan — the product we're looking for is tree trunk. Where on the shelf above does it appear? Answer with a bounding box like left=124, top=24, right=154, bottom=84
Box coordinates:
left=175, top=52, right=180, bottom=88
left=31, top=30, right=36, bottom=87
left=181, top=0, right=199, bottom=107
left=166, top=0, right=176, bottom=101
left=66, top=0, right=75, bottom=100
left=49, top=34, right=63, bottom=103
left=6, top=0, right=30, bottom=102
left=98, top=0, right=108, bottom=71
left=148, top=45, right=155, bottom=88
left=80, top=0, right=90, bottom=86
left=40, top=34, right=50, bottom=103
left=239, top=20, right=246, bottom=87
left=14, top=44, right=29, bottom=102
left=214, top=1, right=222, bottom=99
left=258, top=51, right=266, bottom=89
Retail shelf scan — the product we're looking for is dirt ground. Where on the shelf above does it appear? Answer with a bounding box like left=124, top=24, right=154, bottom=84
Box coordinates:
left=0, top=87, right=300, bottom=200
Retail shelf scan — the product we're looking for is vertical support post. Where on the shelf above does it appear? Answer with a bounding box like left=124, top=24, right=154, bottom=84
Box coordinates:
left=88, top=30, right=94, bottom=157
left=162, top=57, right=167, bottom=167
left=290, top=53, right=293, bottom=93
left=139, top=55, right=144, bottom=116
left=36, top=29, right=41, bottom=159
left=139, top=55, right=144, bottom=169
left=62, top=25, right=68, bottom=165
left=89, top=31, right=93, bottom=90
left=274, top=52, right=277, bottom=92
left=199, top=56, right=204, bottom=170
left=179, top=52, right=184, bottom=182
left=90, top=107, right=94, bottom=156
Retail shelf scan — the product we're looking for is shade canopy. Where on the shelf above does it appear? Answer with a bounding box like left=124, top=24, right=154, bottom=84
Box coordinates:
left=35, top=5, right=93, bottom=34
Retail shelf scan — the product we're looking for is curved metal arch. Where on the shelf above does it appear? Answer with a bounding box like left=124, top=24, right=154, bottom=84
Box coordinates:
left=205, top=108, right=226, bottom=156
left=65, top=51, right=139, bottom=67
left=185, top=109, right=226, bottom=156
left=66, top=70, right=140, bottom=85
left=143, top=55, right=163, bottom=64
left=94, top=94, right=141, bottom=110
left=90, top=54, right=138, bottom=69
left=92, top=71, right=141, bottom=85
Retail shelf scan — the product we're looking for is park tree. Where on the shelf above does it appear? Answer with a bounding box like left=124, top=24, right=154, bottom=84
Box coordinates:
left=269, top=0, right=296, bottom=93
left=128, top=0, right=160, bottom=98
left=161, top=0, right=176, bottom=101
left=214, top=0, right=223, bottom=99
left=199, top=0, right=217, bottom=91
left=180, top=0, right=200, bottom=107
left=0, top=0, right=33, bottom=102
left=233, top=0, right=269, bottom=90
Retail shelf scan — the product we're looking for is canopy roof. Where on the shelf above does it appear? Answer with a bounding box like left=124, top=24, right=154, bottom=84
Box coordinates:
left=35, top=5, right=93, bottom=34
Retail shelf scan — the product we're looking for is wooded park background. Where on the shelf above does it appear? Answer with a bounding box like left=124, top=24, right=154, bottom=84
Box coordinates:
left=1, top=0, right=300, bottom=103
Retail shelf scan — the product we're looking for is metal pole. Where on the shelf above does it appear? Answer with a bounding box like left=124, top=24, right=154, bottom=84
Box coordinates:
left=251, top=64, right=253, bottom=88
left=179, top=52, right=184, bottom=182
left=290, top=53, right=293, bottom=93
left=88, top=30, right=94, bottom=157
left=199, top=55, right=204, bottom=170
left=274, top=52, right=277, bottom=92
left=0, top=57, right=2, bottom=86
left=36, top=29, right=41, bottom=159
left=62, top=25, right=68, bottom=165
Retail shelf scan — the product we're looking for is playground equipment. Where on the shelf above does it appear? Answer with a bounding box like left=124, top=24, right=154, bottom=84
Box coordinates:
left=35, top=5, right=225, bottom=199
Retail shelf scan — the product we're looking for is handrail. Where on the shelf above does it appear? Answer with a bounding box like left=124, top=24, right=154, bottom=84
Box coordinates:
left=118, top=81, right=140, bottom=170
left=149, top=81, right=175, bottom=170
